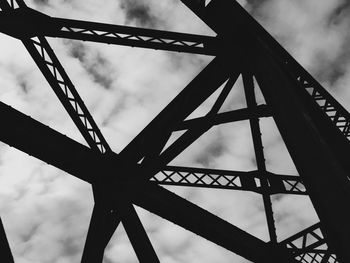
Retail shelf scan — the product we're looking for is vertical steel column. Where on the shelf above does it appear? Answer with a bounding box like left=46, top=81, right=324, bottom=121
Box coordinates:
left=242, top=72, right=277, bottom=243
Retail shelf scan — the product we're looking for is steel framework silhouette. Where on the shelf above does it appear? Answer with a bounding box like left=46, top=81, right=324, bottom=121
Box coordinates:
left=0, top=0, right=349, bottom=262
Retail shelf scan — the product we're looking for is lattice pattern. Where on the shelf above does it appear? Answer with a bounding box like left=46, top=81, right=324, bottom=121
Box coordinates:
left=281, top=223, right=338, bottom=263
left=54, top=20, right=215, bottom=55
left=296, top=75, right=350, bottom=139
left=295, top=252, right=337, bottom=263
left=27, top=36, right=109, bottom=153
left=4, top=0, right=19, bottom=8
left=151, top=167, right=306, bottom=195
left=62, top=27, right=205, bottom=48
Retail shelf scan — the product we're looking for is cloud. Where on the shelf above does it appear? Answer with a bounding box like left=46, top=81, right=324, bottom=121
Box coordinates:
left=119, top=0, right=159, bottom=27
left=0, top=0, right=349, bottom=262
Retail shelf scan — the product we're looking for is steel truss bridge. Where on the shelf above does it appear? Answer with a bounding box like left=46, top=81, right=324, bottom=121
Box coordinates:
left=0, top=0, right=349, bottom=262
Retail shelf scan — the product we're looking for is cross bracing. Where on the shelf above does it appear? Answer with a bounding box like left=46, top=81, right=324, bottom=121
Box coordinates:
left=0, top=0, right=349, bottom=262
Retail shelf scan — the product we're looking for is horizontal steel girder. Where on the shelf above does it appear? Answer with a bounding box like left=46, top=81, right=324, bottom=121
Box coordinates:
left=152, top=166, right=306, bottom=195
left=0, top=6, right=218, bottom=55
left=0, top=100, right=296, bottom=262
left=173, top=104, right=272, bottom=131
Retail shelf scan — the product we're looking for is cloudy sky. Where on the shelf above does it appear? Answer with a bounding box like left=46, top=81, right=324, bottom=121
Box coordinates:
left=0, top=0, right=350, bottom=262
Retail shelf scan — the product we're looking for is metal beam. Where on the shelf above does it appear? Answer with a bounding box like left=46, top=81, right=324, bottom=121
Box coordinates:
left=119, top=203, right=160, bottom=263
left=0, top=6, right=218, bottom=55
left=174, top=104, right=272, bottom=131
left=0, top=100, right=111, bottom=183
left=50, top=17, right=217, bottom=55
left=281, top=223, right=338, bottom=262
left=21, top=36, right=110, bottom=154
left=137, top=74, right=240, bottom=177
left=180, top=1, right=350, bottom=261
left=152, top=166, right=306, bottom=195
left=81, top=204, right=121, bottom=263
left=252, top=41, right=350, bottom=263
left=0, top=101, right=296, bottom=262
left=131, top=183, right=297, bottom=263
left=281, top=223, right=325, bottom=253
left=243, top=72, right=277, bottom=243
left=119, top=56, right=235, bottom=163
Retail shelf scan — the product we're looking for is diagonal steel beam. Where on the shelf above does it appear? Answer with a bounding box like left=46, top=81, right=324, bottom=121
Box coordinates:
left=280, top=223, right=338, bottom=262
left=137, top=74, right=240, bottom=176
left=174, top=104, right=272, bottom=131
left=131, top=183, right=297, bottom=263
left=119, top=203, right=160, bottom=263
left=81, top=204, right=121, bottom=263
left=180, top=1, right=350, bottom=261
left=20, top=36, right=111, bottom=154
left=0, top=100, right=100, bottom=183
left=119, top=56, right=235, bottom=163
left=252, top=40, right=350, bottom=263
left=0, top=100, right=295, bottom=262
left=281, top=223, right=327, bottom=255
left=0, top=4, right=110, bottom=153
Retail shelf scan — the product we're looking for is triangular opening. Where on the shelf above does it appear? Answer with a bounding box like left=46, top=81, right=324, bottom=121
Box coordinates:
left=134, top=205, right=251, bottom=262
left=103, top=222, right=139, bottom=263
left=184, top=77, right=233, bottom=121
left=0, top=35, right=91, bottom=147
left=0, top=146, right=93, bottom=262
left=168, top=120, right=256, bottom=171
left=272, top=194, right=319, bottom=242
left=218, top=74, right=248, bottom=114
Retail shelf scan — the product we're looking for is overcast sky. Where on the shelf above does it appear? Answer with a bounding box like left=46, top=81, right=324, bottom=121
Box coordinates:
left=0, top=0, right=350, bottom=262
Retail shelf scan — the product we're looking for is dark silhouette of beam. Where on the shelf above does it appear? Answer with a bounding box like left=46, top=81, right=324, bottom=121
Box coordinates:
left=281, top=223, right=337, bottom=262
left=174, top=104, right=271, bottom=131
left=180, top=1, right=350, bottom=261
left=0, top=6, right=218, bottom=55
left=0, top=0, right=348, bottom=262
left=50, top=17, right=218, bottom=55
left=253, top=40, right=350, bottom=263
left=0, top=101, right=296, bottom=262
left=20, top=36, right=110, bottom=154
left=81, top=204, right=121, bottom=263
left=119, top=56, right=236, bottom=163
left=243, top=72, right=277, bottom=243
left=136, top=74, right=240, bottom=177
left=281, top=223, right=326, bottom=254
left=0, top=100, right=99, bottom=183
left=119, top=203, right=160, bottom=263
left=131, top=183, right=297, bottom=263
left=152, top=166, right=306, bottom=195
